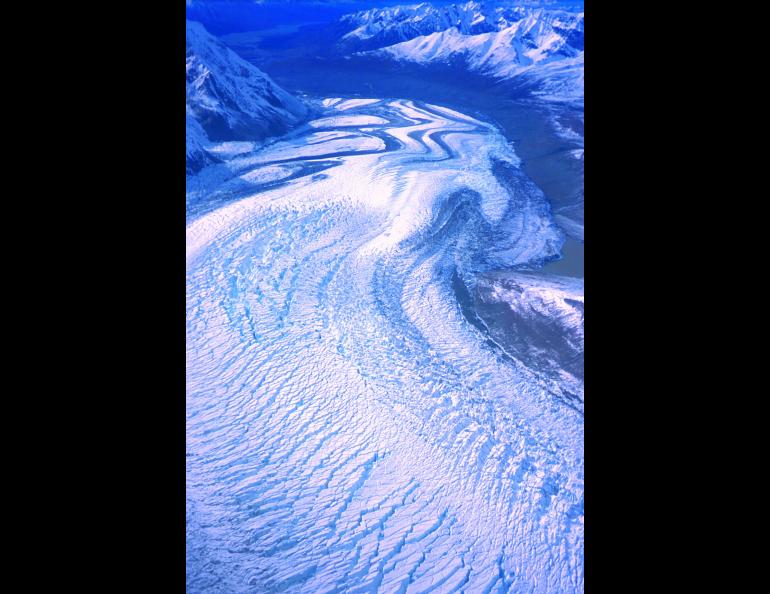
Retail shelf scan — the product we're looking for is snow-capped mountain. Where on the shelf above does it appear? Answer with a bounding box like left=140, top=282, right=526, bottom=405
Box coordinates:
left=186, top=20, right=308, bottom=173
left=337, top=2, right=583, bottom=104
left=186, top=109, right=220, bottom=175
left=337, top=1, right=531, bottom=52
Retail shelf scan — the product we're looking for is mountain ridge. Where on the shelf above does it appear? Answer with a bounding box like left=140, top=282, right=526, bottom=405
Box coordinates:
left=186, top=20, right=309, bottom=174
left=337, top=2, right=583, bottom=104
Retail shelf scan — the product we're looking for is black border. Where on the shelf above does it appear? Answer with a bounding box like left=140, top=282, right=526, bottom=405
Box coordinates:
left=62, top=1, right=187, bottom=589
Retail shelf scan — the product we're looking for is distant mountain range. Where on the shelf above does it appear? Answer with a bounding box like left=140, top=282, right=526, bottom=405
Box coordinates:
left=337, top=2, right=535, bottom=52
left=186, top=20, right=308, bottom=174
left=336, top=2, right=583, bottom=104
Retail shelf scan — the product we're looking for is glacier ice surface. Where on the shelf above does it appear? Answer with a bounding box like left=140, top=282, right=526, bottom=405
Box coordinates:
left=187, top=96, right=583, bottom=593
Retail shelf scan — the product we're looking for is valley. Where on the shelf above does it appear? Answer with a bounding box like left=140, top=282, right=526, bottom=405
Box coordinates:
left=186, top=3, right=585, bottom=591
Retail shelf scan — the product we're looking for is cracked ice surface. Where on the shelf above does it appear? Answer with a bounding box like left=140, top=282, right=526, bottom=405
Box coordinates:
left=187, top=98, right=583, bottom=592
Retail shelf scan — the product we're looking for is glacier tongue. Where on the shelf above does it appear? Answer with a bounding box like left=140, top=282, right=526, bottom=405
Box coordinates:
left=187, top=98, right=583, bottom=592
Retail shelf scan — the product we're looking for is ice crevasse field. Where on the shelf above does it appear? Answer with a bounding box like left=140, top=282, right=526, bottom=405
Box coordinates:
left=186, top=2, right=584, bottom=592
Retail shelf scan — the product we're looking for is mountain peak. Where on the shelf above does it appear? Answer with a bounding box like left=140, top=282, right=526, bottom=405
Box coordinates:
left=186, top=20, right=308, bottom=173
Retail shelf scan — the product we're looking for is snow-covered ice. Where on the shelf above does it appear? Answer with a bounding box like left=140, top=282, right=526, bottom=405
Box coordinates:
left=333, top=98, right=382, bottom=111
left=187, top=97, right=583, bottom=592
left=309, top=114, right=390, bottom=128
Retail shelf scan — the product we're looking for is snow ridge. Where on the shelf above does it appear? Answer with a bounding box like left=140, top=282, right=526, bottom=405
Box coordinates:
left=339, top=2, right=583, bottom=104
left=338, top=1, right=534, bottom=51
left=186, top=20, right=308, bottom=173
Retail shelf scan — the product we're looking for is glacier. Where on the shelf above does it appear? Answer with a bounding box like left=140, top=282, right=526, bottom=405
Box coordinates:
left=187, top=95, right=583, bottom=592
left=186, top=2, right=584, bottom=592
